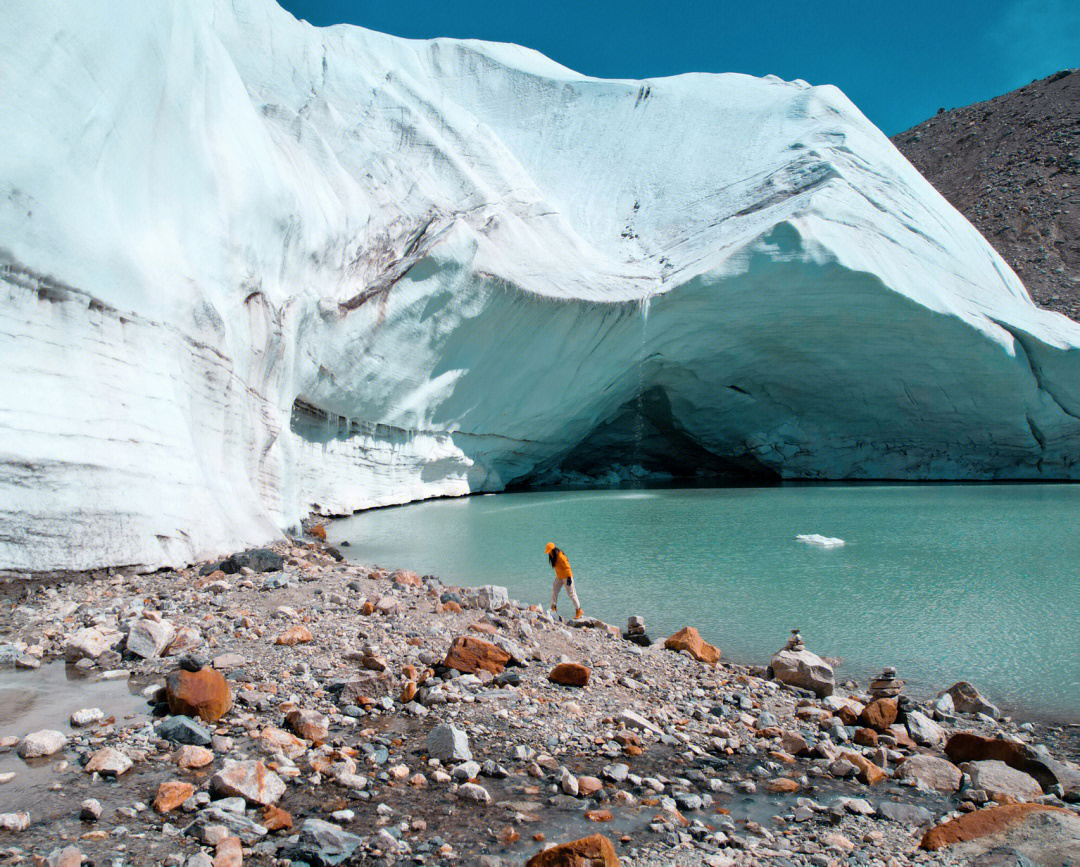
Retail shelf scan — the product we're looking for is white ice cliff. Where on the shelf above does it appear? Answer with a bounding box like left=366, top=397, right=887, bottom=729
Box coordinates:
left=4, top=0, right=1080, bottom=572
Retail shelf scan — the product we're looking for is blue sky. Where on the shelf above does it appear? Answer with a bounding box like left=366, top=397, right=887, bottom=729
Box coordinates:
left=278, top=0, right=1078, bottom=135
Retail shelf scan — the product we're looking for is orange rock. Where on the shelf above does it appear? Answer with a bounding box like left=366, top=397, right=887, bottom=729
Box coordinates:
left=859, top=698, right=898, bottom=732
left=577, top=776, right=603, bottom=797
left=764, top=777, right=800, bottom=793
left=154, top=780, right=195, bottom=813
left=548, top=663, right=590, bottom=687
left=399, top=681, right=418, bottom=703
left=524, top=833, right=620, bottom=867
left=920, top=803, right=1071, bottom=850
left=285, top=708, right=329, bottom=744
left=308, top=525, right=327, bottom=541
left=854, top=727, right=879, bottom=747
left=840, top=750, right=888, bottom=785
left=214, top=835, right=243, bottom=867
left=663, top=627, right=720, bottom=664
left=440, top=601, right=464, bottom=613
left=623, top=744, right=643, bottom=757
left=359, top=601, right=375, bottom=616
left=443, top=636, right=511, bottom=675
left=586, top=809, right=614, bottom=822
left=165, top=667, right=233, bottom=723
left=390, top=569, right=422, bottom=586
left=261, top=805, right=293, bottom=832
left=401, top=664, right=418, bottom=680
left=500, top=827, right=521, bottom=844
left=275, top=625, right=313, bottom=646
left=836, top=704, right=862, bottom=727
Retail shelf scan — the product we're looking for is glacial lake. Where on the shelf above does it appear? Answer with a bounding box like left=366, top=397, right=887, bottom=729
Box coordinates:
left=330, top=483, right=1080, bottom=720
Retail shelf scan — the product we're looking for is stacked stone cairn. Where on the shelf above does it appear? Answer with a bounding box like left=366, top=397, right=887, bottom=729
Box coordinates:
left=622, top=615, right=651, bottom=647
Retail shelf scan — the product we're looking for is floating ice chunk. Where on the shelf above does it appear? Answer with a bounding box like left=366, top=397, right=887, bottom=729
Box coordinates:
left=796, top=534, right=846, bottom=549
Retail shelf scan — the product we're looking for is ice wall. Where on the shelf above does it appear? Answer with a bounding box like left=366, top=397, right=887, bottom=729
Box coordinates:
left=4, top=0, right=1080, bottom=571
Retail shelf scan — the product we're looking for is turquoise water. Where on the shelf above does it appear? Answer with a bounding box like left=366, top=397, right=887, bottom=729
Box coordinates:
left=330, top=484, right=1080, bottom=720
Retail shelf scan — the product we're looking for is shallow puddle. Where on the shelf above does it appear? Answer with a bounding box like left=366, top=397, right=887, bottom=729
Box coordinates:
left=0, top=663, right=150, bottom=814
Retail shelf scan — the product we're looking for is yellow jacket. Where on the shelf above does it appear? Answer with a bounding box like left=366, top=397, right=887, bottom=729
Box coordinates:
left=546, top=544, right=573, bottom=581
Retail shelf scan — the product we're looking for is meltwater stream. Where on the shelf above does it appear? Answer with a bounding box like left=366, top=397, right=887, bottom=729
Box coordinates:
left=331, top=483, right=1080, bottom=720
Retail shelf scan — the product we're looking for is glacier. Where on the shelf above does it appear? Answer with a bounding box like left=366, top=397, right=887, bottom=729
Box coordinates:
left=4, top=0, right=1080, bottom=573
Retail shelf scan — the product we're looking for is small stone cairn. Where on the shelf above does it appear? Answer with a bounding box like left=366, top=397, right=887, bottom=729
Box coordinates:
left=784, top=629, right=804, bottom=652
left=869, top=666, right=904, bottom=699
left=622, top=615, right=651, bottom=647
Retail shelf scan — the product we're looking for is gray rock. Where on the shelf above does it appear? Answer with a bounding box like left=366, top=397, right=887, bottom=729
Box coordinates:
left=156, top=716, right=212, bottom=746
left=70, top=708, right=104, bottom=728
left=770, top=648, right=835, bottom=698
left=217, top=549, right=284, bottom=574
left=963, top=760, right=1043, bottom=800
left=451, top=761, right=481, bottom=781
left=877, top=801, right=934, bottom=826
left=971, top=849, right=1037, bottom=867
left=940, top=681, right=1000, bottom=719
left=187, top=807, right=268, bottom=844
left=897, top=754, right=963, bottom=793
left=476, top=585, right=509, bottom=610
left=906, top=710, right=945, bottom=747
left=126, top=617, right=175, bottom=659
left=80, top=799, right=102, bottom=821
left=426, top=725, right=472, bottom=763
left=64, top=626, right=122, bottom=662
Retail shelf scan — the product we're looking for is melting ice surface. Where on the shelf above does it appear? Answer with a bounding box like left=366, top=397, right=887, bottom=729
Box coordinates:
left=334, top=483, right=1080, bottom=719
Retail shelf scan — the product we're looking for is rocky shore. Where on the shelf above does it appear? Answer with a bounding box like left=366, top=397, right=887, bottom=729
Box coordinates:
left=0, top=535, right=1078, bottom=867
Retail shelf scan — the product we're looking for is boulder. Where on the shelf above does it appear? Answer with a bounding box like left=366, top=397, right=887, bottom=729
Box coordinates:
left=154, top=781, right=195, bottom=813
left=285, top=709, right=329, bottom=744
left=218, top=549, right=284, bottom=574
left=859, top=698, right=898, bottom=732
left=426, top=725, right=472, bottom=762
left=17, top=730, right=67, bottom=759
left=443, top=636, right=511, bottom=675
left=64, top=626, right=122, bottom=662
left=211, top=760, right=285, bottom=806
left=770, top=648, right=835, bottom=697
left=963, top=760, right=1043, bottom=801
left=906, top=710, right=945, bottom=747
left=920, top=804, right=1073, bottom=850
left=286, top=818, right=363, bottom=866
left=548, top=663, right=590, bottom=687
left=84, top=747, right=132, bottom=776
left=663, top=627, right=720, bottom=664
left=476, top=585, right=509, bottom=610
left=525, top=833, right=620, bottom=867
left=897, top=754, right=963, bottom=793
left=390, top=569, right=422, bottom=587
left=946, top=732, right=1080, bottom=798
left=126, top=617, right=176, bottom=658
left=940, top=681, right=1000, bottom=718
left=215, top=836, right=243, bottom=867
left=165, top=667, right=233, bottom=723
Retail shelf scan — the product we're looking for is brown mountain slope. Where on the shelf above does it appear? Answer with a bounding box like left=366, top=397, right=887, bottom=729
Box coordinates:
left=892, top=69, right=1080, bottom=319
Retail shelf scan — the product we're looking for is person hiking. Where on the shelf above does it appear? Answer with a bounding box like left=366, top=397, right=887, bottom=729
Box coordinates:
left=545, top=542, right=583, bottom=620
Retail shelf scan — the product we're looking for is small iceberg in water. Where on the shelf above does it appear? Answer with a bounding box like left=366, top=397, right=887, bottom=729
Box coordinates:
left=796, top=533, right=845, bottom=549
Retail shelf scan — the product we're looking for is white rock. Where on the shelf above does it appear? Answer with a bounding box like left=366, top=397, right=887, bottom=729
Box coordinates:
left=963, top=760, right=1043, bottom=800
left=0, top=812, right=29, bottom=831
left=70, top=708, right=105, bottom=728
left=618, top=709, right=661, bottom=734
left=770, top=648, right=836, bottom=698
left=795, top=534, right=845, bottom=548
left=64, top=627, right=121, bottom=662
left=17, top=730, right=67, bottom=759
left=84, top=747, right=133, bottom=776
left=456, top=782, right=490, bottom=804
